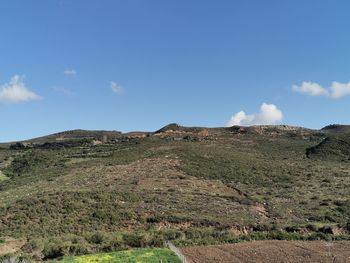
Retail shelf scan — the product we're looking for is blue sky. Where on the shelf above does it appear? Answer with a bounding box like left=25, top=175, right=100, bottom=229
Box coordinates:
left=1, top=0, right=350, bottom=142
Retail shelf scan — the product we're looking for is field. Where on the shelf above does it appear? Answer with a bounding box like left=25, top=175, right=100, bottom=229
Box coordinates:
left=58, top=248, right=181, bottom=263
left=0, top=125, right=349, bottom=261
left=181, top=240, right=350, bottom=263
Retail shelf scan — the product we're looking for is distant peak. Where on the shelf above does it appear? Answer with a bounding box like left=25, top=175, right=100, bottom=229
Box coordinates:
left=321, top=124, right=350, bottom=134
left=154, top=123, right=182, bottom=133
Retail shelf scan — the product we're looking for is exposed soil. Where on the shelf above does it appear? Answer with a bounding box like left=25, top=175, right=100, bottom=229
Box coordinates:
left=0, top=239, right=25, bottom=256
left=181, top=240, right=350, bottom=263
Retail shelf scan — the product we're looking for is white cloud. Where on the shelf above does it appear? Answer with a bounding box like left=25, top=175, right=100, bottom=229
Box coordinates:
left=292, top=81, right=329, bottom=96
left=329, top=81, right=350, bottom=98
left=292, top=80, right=350, bottom=98
left=111, top=81, right=123, bottom=94
left=227, top=103, right=283, bottom=126
left=64, top=69, right=77, bottom=76
left=0, top=75, right=42, bottom=104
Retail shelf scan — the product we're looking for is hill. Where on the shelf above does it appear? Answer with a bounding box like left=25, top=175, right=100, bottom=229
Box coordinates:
left=306, top=134, right=350, bottom=160
left=26, top=129, right=123, bottom=143
left=321, top=124, right=350, bottom=134
left=0, top=124, right=349, bottom=261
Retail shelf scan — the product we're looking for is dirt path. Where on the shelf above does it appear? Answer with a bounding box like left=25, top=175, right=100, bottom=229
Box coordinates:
left=181, top=240, right=350, bottom=263
left=167, top=242, right=189, bottom=263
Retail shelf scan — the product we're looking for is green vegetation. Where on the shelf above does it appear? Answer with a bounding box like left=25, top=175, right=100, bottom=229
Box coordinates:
left=0, top=126, right=349, bottom=260
left=0, top=171, right=8, bottom=182
left=59, top=249, right=180, bottom=263
left=307, top=134, right=350, bottom=160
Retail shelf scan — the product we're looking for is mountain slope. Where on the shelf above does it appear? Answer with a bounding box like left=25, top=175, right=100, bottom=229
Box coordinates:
left=0, top=124, right=349, bottom=260
left=321, top=124, right=350, bottom=134
left=306, top=134, right=350, bottom=160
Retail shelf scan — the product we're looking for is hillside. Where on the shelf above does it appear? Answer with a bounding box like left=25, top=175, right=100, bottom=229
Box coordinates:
left=322, top=124, right=350, bottom=134
left=307, top=134, right=350, bottom=160
left=0, top=124, right=349, bottom=261
left=26, top=129, right=123, bottom=143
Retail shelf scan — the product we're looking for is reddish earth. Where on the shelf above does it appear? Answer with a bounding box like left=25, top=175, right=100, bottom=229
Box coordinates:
left=181, top=240, right=350, bottom=263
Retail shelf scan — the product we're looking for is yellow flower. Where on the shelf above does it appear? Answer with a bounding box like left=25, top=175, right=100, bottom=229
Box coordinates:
left=103, top=255, right=113, bottom=260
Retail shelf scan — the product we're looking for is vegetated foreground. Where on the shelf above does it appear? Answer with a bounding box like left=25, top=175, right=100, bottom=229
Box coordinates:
left=59, top=248, right=180, bottom=263
left=181, top=240, right=350, bottom=263
left=0, top=124, right=349, bottom=261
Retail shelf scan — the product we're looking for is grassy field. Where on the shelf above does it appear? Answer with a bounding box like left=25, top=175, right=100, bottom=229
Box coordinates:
left=0, top=125, right=349, bottom=260
left=59, top=249, right=181, bottom=263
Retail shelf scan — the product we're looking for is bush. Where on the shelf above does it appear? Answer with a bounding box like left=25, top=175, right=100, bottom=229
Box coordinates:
left=87, top=232, right=105, bottom=245
left=67, top=243, right=91, bottom=255
left=162, top=230, right=183, bottom=241
left=319, top=226, right=336, bottom=235
left=307, top=232, right=333, bottom=241
left=285, top=226, right=301, bottom=233
left=149, top=234, right=165, bottom=247
left=21, top=239, right=44, bottom=260
left=101, top=236, right=123, bottom=252
left=43, top=242, right=65, bottom=260
left=123, top=233, right=143, bottom=247
left=305, top=224, right=318, bottom=232
left=346, top=221, right=350, bottom=231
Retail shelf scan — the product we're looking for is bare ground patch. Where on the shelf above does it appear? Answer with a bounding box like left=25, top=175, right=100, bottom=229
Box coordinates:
left=0, top=239, right=25, bottom=256
left=181, top=240, right=350, bottom=263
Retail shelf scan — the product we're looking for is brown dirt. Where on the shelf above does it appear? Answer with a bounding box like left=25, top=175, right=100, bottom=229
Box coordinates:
left=0, top=239, right=25, bottom=256
left=181, top=240, right=350, bottom=263
left=250, top=204, right=269, bottom=219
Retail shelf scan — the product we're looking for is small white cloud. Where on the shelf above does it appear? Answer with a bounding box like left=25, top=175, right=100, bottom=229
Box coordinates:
left=111, top=81, right=123, bottom=94
left=0, top=75, right=42, bottom=104
left=292, top=81, right=329, bottom=96
left=329, top=81, right=350, bottom=98
left=292, top=80, right=350, bottom=98
left=227, top=103, right=283, bottom=126
left=64, top=69, right=77, bottom=76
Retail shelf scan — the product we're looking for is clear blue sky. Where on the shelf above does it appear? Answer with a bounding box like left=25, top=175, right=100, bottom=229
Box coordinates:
left=1, top=0, right=350, bottom=142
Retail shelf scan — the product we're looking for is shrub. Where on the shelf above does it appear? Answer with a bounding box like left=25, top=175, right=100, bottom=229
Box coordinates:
left=123, top=233, right=143, bottom=247
left=307, top=232, right=333, bottom=241
left=346, top=221, right=350, bottom=231
left=43, top=243, right=65, bottom=260
left=87, top=232, right=105, bottom=245
left=305, top=224, right=318, bottom=232
left=285, top=226, right=301, bottom=233
left=162, top=230, right=183, bottom=241
left=67, top=243, right=91, bottom=255
left=149, top=234, right=165, bottom=247
left=101, top=235, right=123, bottom=252
left=319, top=226, right=336, bottom=235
